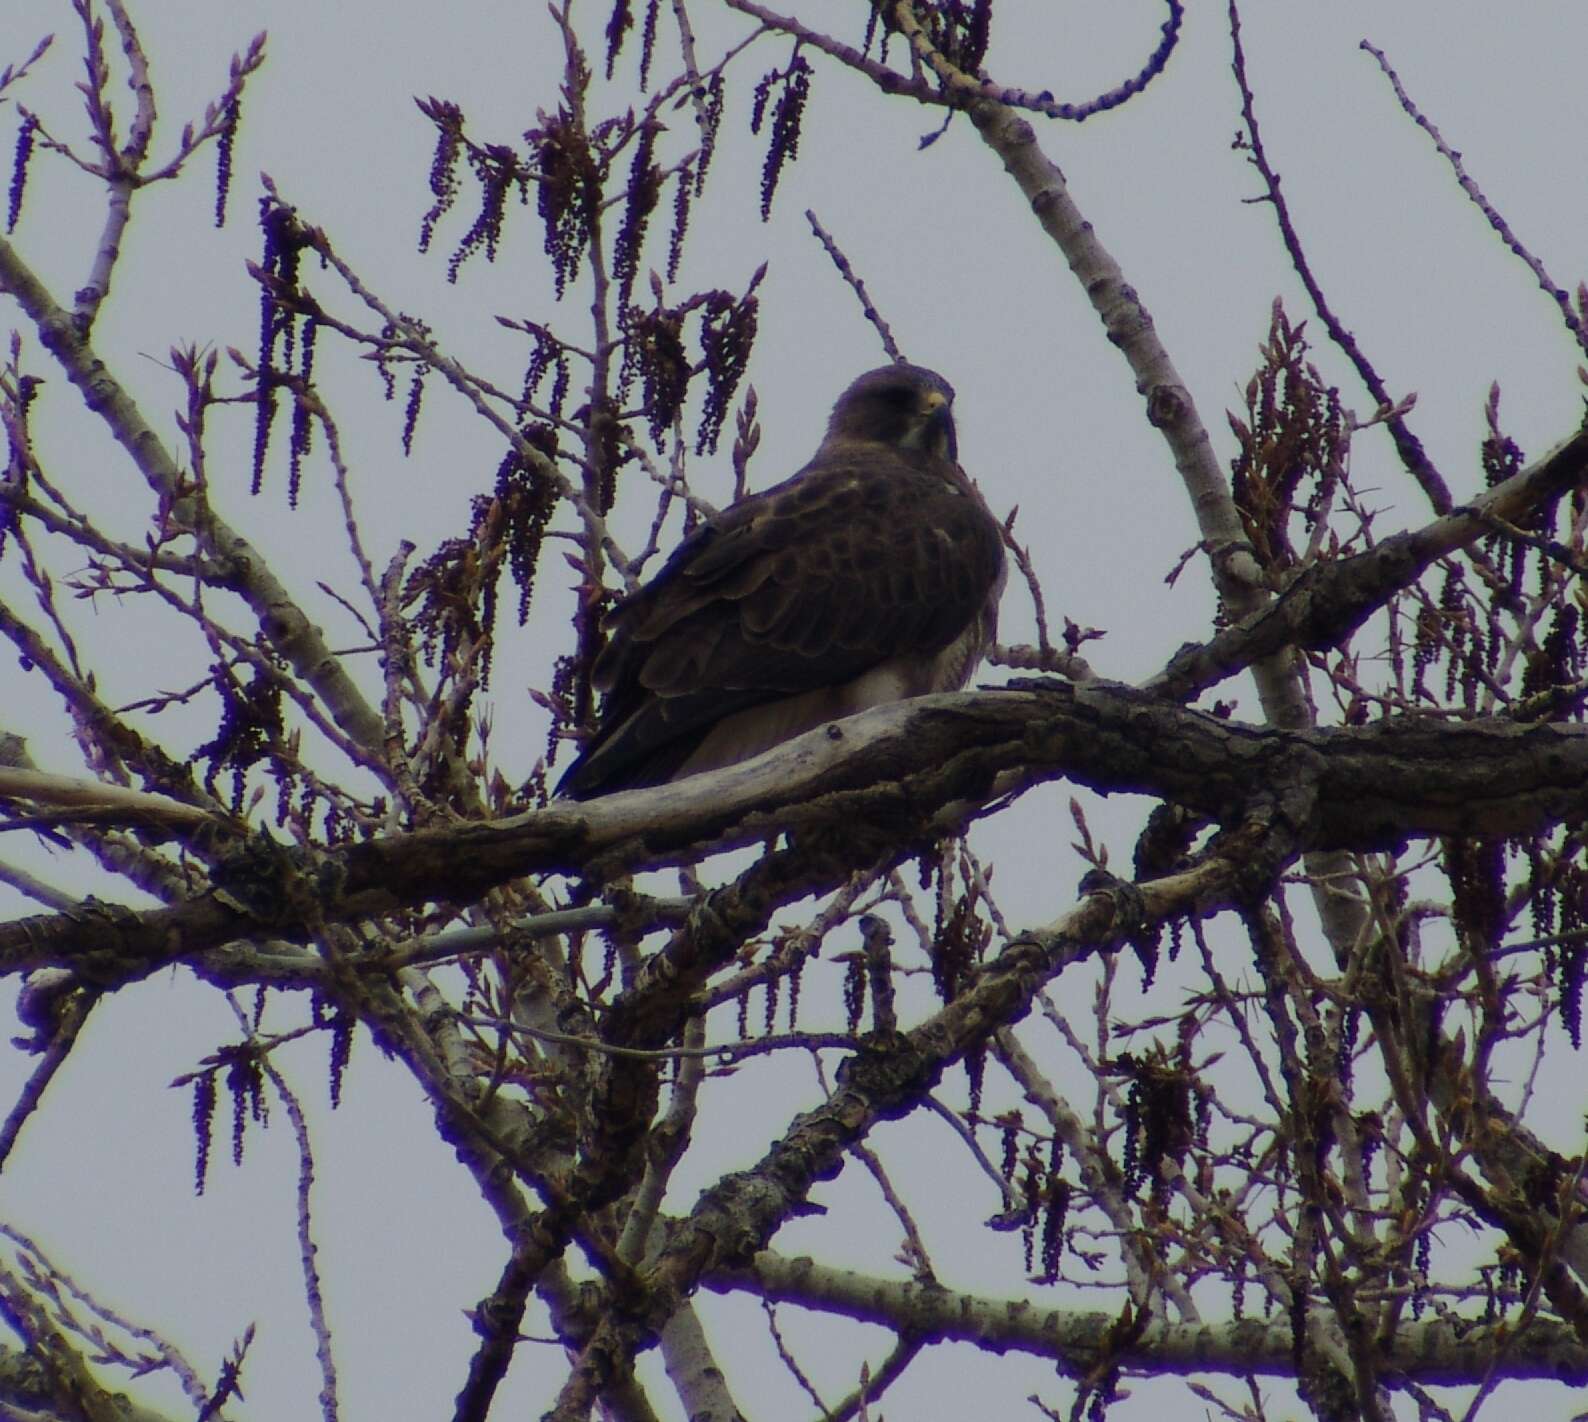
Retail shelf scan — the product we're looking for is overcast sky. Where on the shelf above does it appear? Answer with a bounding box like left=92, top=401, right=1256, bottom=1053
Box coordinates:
left=2, top=2, right=1586, bottom=1418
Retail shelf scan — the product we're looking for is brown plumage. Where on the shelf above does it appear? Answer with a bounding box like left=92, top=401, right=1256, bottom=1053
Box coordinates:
left=557, top=364, right=1006, bottom=798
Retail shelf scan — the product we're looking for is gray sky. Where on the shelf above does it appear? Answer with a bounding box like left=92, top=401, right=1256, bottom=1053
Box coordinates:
left=2, top=1, right=1586, bottom=1417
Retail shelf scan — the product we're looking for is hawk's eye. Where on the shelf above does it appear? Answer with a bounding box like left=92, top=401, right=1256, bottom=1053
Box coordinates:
left=877, top=385, right=917, bottom=410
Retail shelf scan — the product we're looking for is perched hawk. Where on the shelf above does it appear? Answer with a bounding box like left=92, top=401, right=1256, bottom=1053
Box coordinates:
left=557, top=364, right=1007, bottom=799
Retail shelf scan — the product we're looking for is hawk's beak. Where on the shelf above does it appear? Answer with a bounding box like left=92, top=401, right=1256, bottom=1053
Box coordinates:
left=921, top=390, right=957, bottom=463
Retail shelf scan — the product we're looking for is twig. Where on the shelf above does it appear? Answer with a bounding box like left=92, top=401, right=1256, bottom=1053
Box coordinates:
left=725, top=0, right=1182, bottom=123
left=257, top=1055, right=341, bottom=1421
left=1228, top=2, right=1451, bottom=514
left=805, top=210, right=902, bottom=362
left=0, top=988, right=95, bottom=1172
left=920, top=1091, right=1024, bottom=1218
left=0, top=35, right=53, bottom=107
left=0, top=1222, right=213, bottom=1411
left=1361, top=39, right=1588, bottom=363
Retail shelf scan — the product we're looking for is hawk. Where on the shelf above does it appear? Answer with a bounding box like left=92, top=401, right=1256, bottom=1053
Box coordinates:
left=557, top=363, right=1007, bottom=798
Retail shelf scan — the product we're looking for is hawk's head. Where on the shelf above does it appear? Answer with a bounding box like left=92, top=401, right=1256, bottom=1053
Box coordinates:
left=822, top=363, right=958, bottom=464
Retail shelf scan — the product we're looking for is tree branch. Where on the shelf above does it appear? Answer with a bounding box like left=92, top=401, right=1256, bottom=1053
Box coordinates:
left=6, top=678, right=1588, bottom=977
left=711, top=1251, right=1588, bottom=1385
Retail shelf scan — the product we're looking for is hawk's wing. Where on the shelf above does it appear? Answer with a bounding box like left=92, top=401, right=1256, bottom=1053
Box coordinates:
left=557, top=443, right=1005, bottom=798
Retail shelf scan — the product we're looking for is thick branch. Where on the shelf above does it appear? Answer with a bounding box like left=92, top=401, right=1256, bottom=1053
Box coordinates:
left=5, top=682, right=1588, bottom=976
left=1148, top=423, right=1588, bottom=702
left=713, top=1252, right=1588, bottom=1386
